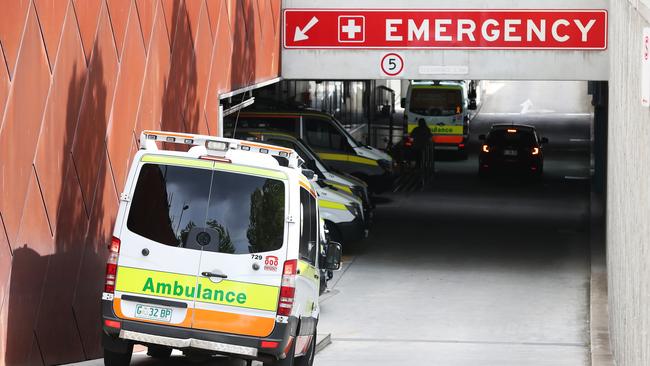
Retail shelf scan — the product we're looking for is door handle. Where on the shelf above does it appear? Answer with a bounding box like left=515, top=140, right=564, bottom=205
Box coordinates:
left=201, top=271, right=228, bottom=279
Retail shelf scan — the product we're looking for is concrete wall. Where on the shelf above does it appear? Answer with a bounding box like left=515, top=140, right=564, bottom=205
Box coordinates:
left=0, top=1, right=280, bottom=365
left=608, top=1, right=650, bottom=365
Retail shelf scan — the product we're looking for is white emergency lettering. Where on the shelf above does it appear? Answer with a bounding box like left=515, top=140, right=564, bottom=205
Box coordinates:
left=408, top=19, right=429, bottom=41
left=383, top=17, right=601, bottom=44
left=386, top=19, right=403, bottom=41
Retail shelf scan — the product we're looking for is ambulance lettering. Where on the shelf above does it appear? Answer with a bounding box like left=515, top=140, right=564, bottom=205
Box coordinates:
left=142, top=277, right=247, bottom=304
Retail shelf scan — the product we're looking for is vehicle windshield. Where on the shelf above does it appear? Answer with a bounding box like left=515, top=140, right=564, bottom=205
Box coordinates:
left=487, top=130, right=537, bottom=147
left=331, top=116, right=361, bottom=148
left=297, top=139, right=331, bottom=172
left=265, top=137, right=328, bottom=177
left=409, top=88, right=463, bottom=116
left=127, top=163, right=286, bottom=254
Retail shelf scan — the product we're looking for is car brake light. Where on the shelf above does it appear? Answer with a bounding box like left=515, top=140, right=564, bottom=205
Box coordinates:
left=482, top=145, right=490, bottom=153
left=261, top=341, right=279, bottom=349
left=507, top=129, right=518, bottom=133
left=104, top=319, right=121, bottom=329
left=104, top=237, right=121, bottom=294
left=532, top=147, right=540, bottom=155
left=458, top=143, right=465, bottom=148
left=277, top=260, right=297, bottom=317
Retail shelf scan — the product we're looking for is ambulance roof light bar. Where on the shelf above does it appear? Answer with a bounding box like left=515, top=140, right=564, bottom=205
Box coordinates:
left=139, top=130, right=303, bottom=169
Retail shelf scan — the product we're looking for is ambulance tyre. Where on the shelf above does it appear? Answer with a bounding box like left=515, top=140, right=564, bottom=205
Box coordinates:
left=147, top=345, right=172, bottom=359
left=294, top=328, right=317, bottom=366
left=265, top=336, right=296, bottom=366
left=104, top=346, right=133, bottom=366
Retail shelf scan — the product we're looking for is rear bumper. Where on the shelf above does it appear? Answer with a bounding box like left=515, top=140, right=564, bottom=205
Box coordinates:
left=101, top=300, right=297, bottom=361
left=479, top=158, right=543, bottom=175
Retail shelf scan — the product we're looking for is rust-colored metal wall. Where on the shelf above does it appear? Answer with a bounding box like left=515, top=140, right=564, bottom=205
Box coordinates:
left=0, top=1, right=280, bottom=364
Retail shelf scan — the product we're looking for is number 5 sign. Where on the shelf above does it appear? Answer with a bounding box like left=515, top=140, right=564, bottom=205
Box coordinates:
left=380, top=53, right=404, bottom=77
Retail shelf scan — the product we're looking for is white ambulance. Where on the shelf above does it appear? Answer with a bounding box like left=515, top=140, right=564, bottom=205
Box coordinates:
left=101, top=131, right=342, bottom=366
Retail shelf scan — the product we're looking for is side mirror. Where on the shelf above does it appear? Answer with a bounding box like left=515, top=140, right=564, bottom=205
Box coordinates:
left=468, top=100, right=478, bottom=110
left=478, top=134, right=486, bottom=141
left=322, top=241, right=342, bottom=270
left=401, top=98, right=406, bottom=107
left=540, top=137, right=549, bottom=144
left=302, top=169, right=315, bottom=180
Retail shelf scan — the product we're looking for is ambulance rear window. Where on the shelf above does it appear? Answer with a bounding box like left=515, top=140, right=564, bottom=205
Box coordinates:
left=127, top=164, right=286, bottom=254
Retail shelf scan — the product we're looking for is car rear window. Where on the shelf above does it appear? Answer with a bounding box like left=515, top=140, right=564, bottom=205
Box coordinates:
left=487, top=130, right=536, bottom=146
left=410, top=88, right=463, bottom=116
left=127, top=164, right=286, bottom=254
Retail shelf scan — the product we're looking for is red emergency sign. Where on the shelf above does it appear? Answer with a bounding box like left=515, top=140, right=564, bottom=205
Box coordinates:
left=284, top=9, right=608, bottom=50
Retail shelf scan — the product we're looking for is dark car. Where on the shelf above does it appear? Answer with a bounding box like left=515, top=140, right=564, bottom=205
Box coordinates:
left=478, top=124, right=548, bottom=178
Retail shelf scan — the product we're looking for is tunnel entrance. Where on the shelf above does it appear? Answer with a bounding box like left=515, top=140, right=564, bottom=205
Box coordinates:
left=221, top=78, right=608, bottom=365
left=218, top=2, right=612, bottom=365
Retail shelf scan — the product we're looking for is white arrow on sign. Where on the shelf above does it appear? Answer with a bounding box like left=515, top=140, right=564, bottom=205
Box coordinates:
left=294, top=16, right=319, bottom=42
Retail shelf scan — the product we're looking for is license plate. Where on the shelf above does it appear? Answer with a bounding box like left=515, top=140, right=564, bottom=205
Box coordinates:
left=504, top=149, right=518, bottom=156
left=134, top=304, right=173, bottom=322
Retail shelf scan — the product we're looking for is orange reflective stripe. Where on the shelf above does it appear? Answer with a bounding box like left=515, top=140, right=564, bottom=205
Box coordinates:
left=143, top=130, right=195, bottom=139
left=299, top=181, right=317, bottom=198
left=114, top=298, right=275, bottom=336
left=434, top=135, right=464, bottom=144
left=192, top=309, right=275, bottom=337
left=241, top=141, right=293, bottom=153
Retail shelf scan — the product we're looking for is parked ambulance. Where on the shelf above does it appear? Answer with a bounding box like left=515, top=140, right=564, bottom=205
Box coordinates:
left=402, top=80, right=480, bottom=159
left=225, top=110, right=394, bottom=193
left=101, top=131, right=342, bottom=366
left=236, top=131, right=373, bottom=234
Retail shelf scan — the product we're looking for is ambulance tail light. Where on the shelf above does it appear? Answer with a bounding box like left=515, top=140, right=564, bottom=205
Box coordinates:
left=104, top=237, right=121, bottom=294
left=277, top=260, right=297, bottom=317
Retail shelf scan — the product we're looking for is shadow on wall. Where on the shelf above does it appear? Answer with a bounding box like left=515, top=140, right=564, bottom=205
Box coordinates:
left=4, top=0, right=264, bottom=364
left=230, top=0, right=256, bottom=104
left=6, top=51, right=109, bottom=364
left=161, top=0, right=199, bottom=135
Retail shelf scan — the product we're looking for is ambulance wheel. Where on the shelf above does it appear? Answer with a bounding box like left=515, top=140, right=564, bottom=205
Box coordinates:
left=104, top=346, right=133, bottom=366
left=147, top=345, right=172, bottom=359
left=294, top=329, right=317, bottom=366
left=265, top=337, right=295, bottom=366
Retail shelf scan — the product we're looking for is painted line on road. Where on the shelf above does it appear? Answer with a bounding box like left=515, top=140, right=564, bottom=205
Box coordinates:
left=330, top=337, right=588, bottom=348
